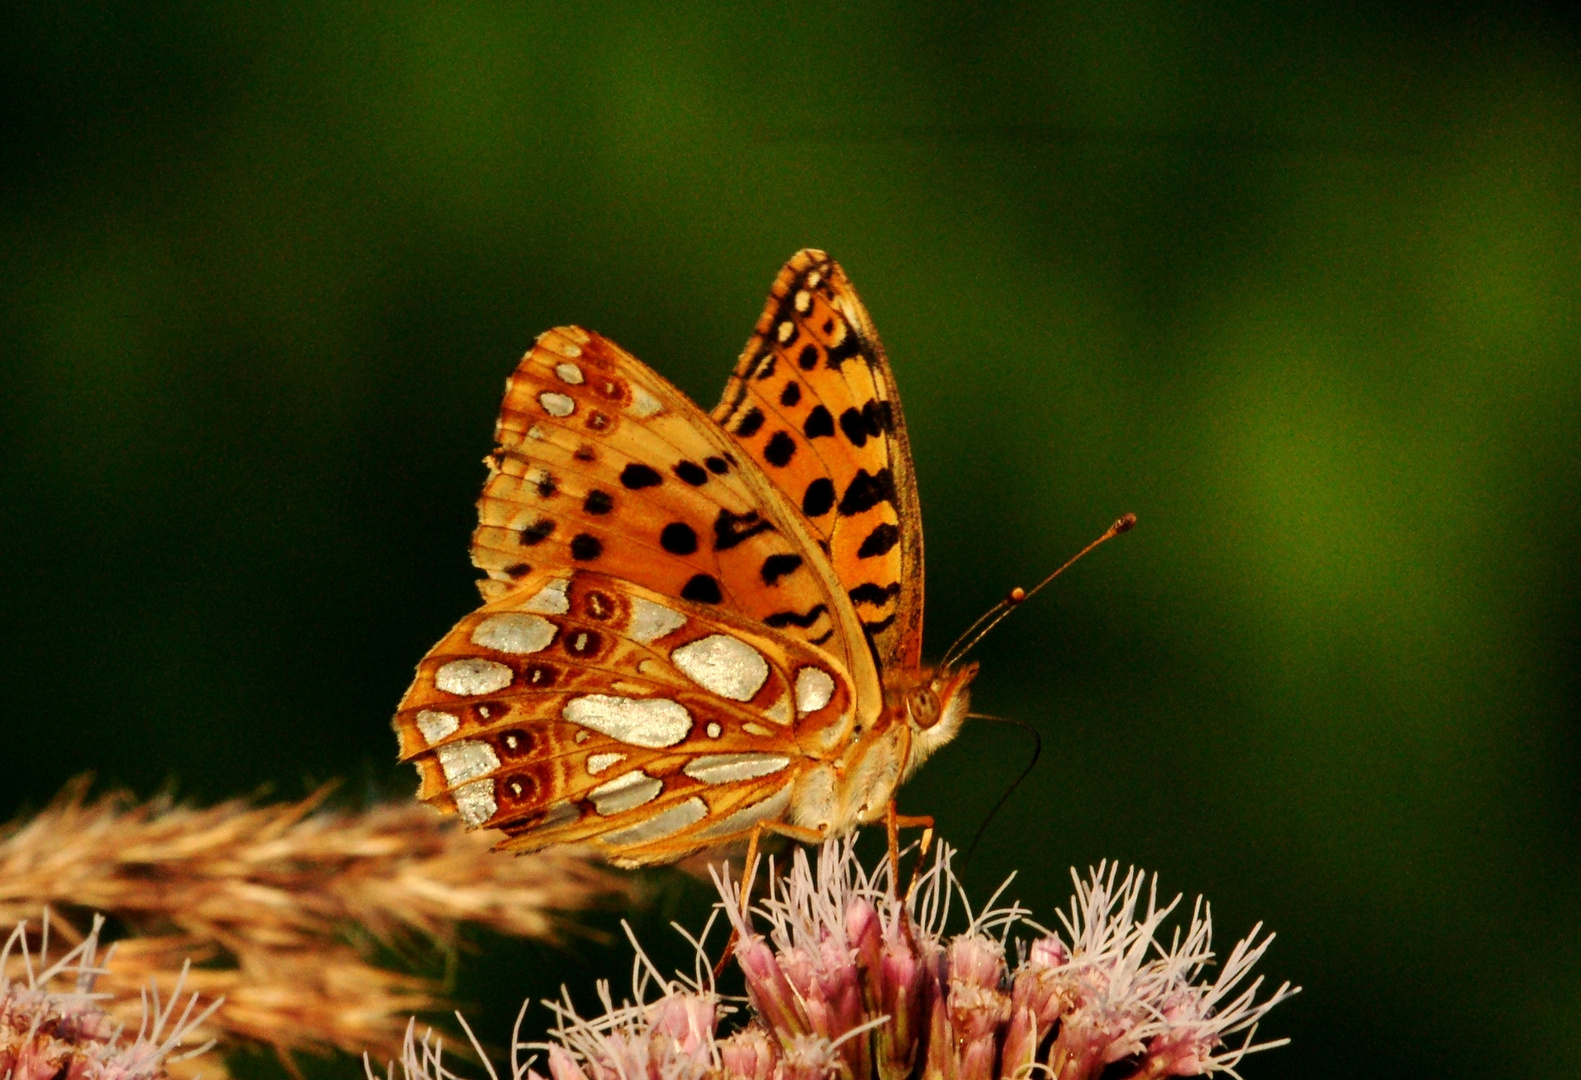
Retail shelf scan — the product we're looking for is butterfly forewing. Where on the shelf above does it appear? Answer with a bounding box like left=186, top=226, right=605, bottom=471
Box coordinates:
left=394, top=569, right=857, bottom=865
left=713, top=251, right=925, bottom=670
left=470, top=326, right=874, bottom=691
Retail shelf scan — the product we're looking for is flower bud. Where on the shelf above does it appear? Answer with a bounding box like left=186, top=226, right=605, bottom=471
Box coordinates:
left=720, top=1026, right=781, bottom=1080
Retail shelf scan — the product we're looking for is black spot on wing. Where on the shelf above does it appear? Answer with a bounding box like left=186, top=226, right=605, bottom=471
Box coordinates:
left=736, top=408, right=765, bottom=438
left=763, top=603, right=828, bottom=629
left=681, top=573, right=723, bottom=604
left=802, top=478, right=835, bottom=517
left=754, top=353, right=777, bottom=380
left=780, top=381, right=801, bottom=407
left=674, top=460, right=708, bottom=486
left=803, top=405, right=834, bottom=439
left=520, top=518, right=555, bottom=545
left=536, top=472, right=557, bottom=498
left=849, top=581, right=901, bottom=606
left=620, top=463, right=662, bottom=489
left=838, top=407, right=869, bottom=447
left=760, top=553, right=803, bottom=585
left=797, top=344, right=819, bottom=370
left=705, top=456, right=730, bottom=474
left=764, top=431, right=796, bottom=467
left=569, top=533, right=603, bottom=560
left=583, top=491, right=613, bottom=515
left=772, top=295, right=801, bottom=346
left=713, top=508, right=774, bottom=550
left=503, top=562, right=531, bottom=578
left=826, top=326, right=861, bottom=369
left=864, top=399, right=895, bottom=436
left=855, top=522, right=900, bottom=558
left=660, top=522, right=698, bottom=555
left=838, top=468, right=898, bottom=517
left=809, top=628, right=835, bottom=646
left=862, top=613, right=898, bottom=636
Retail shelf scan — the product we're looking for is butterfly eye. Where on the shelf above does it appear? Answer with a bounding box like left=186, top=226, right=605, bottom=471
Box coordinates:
left=908, top=688, right=941, bottom=728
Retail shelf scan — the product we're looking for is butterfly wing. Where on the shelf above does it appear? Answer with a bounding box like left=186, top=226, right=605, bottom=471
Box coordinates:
left=712, top=251, right=925, bottom=671
left=396, top=323, right=890, bottom=863
left=393, top=568, right=859, bottom=865
left=469, top=325, right=877, bottom=701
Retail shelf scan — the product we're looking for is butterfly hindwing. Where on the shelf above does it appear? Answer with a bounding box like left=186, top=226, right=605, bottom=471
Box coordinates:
left=393, top=569, right=858, bottom=865
left=713, top=251, right=925, bottom=671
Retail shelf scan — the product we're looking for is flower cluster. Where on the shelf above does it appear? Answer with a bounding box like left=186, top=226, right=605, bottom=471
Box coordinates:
left=376, top=837, right=1296, bottom=1080
left=0, top=912, right=219, bottom=1080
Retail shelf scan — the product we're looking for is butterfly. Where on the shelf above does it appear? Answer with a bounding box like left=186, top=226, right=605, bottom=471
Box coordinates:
left=392, top=250, right=980, bottom=867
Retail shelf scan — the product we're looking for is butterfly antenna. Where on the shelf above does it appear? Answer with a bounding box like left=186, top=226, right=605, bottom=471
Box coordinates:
left=962, top=713, right=1041, bottom=863
left=943, top=514, right=1136, bottom=669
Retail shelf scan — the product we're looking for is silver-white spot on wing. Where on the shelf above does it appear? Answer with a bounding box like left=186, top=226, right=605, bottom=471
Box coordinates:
left=539, top=392, right=575, bottom=417
left=436, top=740, right=500, bottom=785
left=794, top=289, right=811, bottom=313
left=453, top=779, right=497, bottom=826
left=795, top=667, right=836, bottom=715
left=630, top=386, right=663, bottom=418
left=589, top=770, right=664, bottom=815
left=471, top=613, right=556, bottom=654
left=604, top=797, right=708, bottom=846
left=416, top=709, right=459, bottom=745
left=587, top=752, right=627, bottom=775
left=706, top=722, right=722, bottom=739
left=765, top=693, right=792, bottom=726
left=555, top=362, right=585, bottom=384
left=629, top=598, right=685, bottom=644
left=539, top=334, right=582, bottom=359
left=671, top=635, right=769, bottom=702
left=743, top=722, right=772, bottom=737
left=562, top=695, right=693, bottom=748
left=520, top=578, right=571, bottom=614
left=696, top=785, right=793, bottom=840
left=682, top=753, right=792, bottom=785
left=526, top=424, right=546, bottom=440
left=436, top=659, right=513, bottom=696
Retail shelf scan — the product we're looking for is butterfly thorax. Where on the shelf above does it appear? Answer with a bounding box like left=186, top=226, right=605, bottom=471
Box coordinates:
left=789, top=660, right=979, bottom=835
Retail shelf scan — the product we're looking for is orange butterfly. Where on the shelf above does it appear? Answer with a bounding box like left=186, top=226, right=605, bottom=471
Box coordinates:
left=393, top=251, right=981, bottom=867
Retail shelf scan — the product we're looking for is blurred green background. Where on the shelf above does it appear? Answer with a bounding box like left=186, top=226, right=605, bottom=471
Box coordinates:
left=3, top=2, right=1578, bottom=1077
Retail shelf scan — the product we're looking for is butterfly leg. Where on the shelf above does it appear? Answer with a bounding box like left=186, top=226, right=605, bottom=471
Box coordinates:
left=713, top=820, right=827, bottom=979
left=885, top=800, right=936, bottom=898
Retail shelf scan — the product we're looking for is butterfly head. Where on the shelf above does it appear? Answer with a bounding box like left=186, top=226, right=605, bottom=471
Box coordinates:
left=902, top=660, right=980, bottom=769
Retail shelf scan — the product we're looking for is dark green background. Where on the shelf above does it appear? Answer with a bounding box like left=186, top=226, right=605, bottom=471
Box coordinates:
left=4, top=3, right=1578, bottom=1078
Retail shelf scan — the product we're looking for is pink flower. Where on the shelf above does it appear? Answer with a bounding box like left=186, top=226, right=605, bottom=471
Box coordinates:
left=0, top=912, right=220, bottom=1080
left=378, top=841, right=1297, bottom=1080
